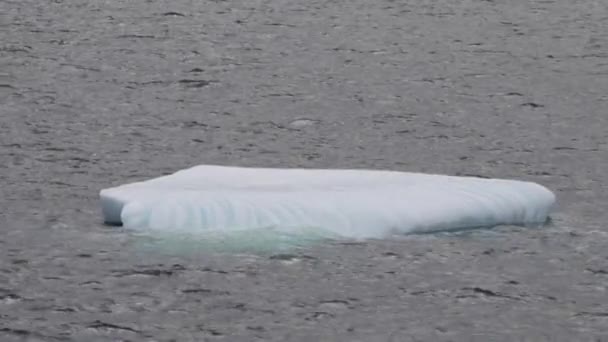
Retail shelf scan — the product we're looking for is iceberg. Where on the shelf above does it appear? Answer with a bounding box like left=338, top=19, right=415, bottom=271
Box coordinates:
left=100, top=165, right=556, bottom=240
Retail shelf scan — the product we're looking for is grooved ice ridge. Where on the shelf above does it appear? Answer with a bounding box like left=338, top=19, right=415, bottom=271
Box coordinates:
left=100, top=165, right=556, bottom=239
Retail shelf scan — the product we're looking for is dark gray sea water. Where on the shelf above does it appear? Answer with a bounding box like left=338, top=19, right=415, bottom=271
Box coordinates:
left=1, top=0, right=607, bottom=340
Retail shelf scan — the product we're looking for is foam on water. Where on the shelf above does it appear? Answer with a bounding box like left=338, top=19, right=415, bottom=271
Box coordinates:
left=100, top=165, right=556, bottom=247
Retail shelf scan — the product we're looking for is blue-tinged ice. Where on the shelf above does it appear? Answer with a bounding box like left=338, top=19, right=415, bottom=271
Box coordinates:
left=100, top=165, right=555, bottom=240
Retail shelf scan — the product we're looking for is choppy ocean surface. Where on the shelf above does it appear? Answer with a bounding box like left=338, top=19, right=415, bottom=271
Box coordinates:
left=1, top=0, right=607, bottom=340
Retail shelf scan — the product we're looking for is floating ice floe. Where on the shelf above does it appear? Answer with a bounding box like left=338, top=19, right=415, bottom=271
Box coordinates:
left=100, top=165, right=555, bottom=241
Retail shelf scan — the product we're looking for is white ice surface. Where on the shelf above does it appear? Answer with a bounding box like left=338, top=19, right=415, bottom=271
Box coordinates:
left=100, top=165, right=556, bottom=239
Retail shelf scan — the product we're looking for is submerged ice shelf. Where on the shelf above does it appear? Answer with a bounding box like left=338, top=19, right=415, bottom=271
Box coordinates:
left=100, top=165, right=556, bottom=240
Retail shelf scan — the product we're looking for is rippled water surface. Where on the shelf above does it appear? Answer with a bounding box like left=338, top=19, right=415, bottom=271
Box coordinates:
left=1, top=0, right=608, bottom=340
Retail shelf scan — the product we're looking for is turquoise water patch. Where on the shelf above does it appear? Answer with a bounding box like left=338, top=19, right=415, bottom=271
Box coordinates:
left=127, top=221, right=553, bottom=256
left=129, top=226, right=341, bottom=255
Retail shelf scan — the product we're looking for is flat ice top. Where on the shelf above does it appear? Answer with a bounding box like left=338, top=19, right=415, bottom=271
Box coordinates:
left=100, top=165, right=556, bottom=239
